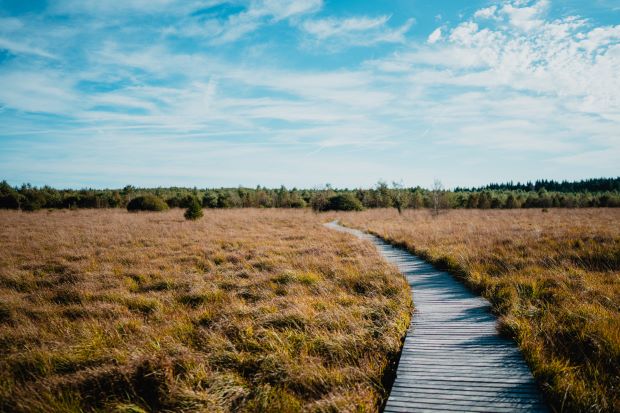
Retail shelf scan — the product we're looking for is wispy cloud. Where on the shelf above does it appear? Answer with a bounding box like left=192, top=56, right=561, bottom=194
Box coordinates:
left=301, top=15, right=414, bottom=46
left=48, top=0, right=207, bottom=16
left=0, top=38, right=57, bottom=59
left=163, top=0, right=323, bottom=44
left=0, top=71, right=78, bottom=113
left=0, top=0, right=618, bottom=187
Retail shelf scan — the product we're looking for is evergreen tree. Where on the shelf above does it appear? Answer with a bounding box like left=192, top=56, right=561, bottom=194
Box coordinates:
left=505, top=194, right=518, bottom=209
left=184, top=197, right=204, bottom=220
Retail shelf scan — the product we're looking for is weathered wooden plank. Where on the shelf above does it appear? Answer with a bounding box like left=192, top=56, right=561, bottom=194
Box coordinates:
left=400, top=352, right=524, bottom=359
left=394, top=367, right=534, bottom=377
left=398, top=363, right=533, bottom=371
left=385, top=401, right=544, bottom=413
left=393, top=374, right=533, bottom=385
left=388, top=394, right=545, bottom=409
left=399, top=362, right=531, bottom=369
left=391, top=384, right=542, bottom=397
left=385, top=399, right=545, bottom=413
left=390, top=386, right=543, bottom=398
left=391, top=377, right=541, bottom=389
left=398, top=360, right=529, bottom=368
left=324, top=222, right=548, bottom=412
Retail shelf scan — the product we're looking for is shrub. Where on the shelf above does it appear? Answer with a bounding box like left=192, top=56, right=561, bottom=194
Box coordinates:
left=310, top=191, right=331, bottom=212
left=165, top=196, right=181, bottom=208
left=21, top=198, right=43, bottom=212
left=217, top=191, right=241, bottom=208
left=289, top=194, right=306, bottom=209
left=184, top=198, right=203, bottom=221
left=0, top=181, right=20, bottom=209
left=0, top=193, right=20, bottom=209
left=166, top=195, right=195, bottom=209
left=326, top=193, right=363, bottom=211
left=126, top=195, right=168, bottom=212
left=179, top=195, right=196, bottom=209
left=202, top=191, right=219, bottom=208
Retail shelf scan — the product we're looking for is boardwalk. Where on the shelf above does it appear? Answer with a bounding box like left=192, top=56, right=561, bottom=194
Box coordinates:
left=325, top=221, right=548, bottom=413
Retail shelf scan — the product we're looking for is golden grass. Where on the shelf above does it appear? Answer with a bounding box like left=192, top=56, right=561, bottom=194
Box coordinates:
left=336, top=208, right=620, bottom=413
left=0, top=209, right=411, bottom=412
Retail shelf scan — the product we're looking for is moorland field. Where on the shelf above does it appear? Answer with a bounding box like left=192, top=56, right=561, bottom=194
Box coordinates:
left=0, top=207, right=618, bottom=412
left=339, top=209, right=620, bottom=412
left=0, top=209, right=411, bottom=412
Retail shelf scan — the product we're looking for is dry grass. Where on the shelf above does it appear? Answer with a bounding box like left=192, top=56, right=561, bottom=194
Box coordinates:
left=336, top=208, right=620, bottom=413
left=0, top=209, right=411, bottom=413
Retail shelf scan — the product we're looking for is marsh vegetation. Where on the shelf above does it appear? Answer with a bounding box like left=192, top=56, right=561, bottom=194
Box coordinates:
left=0, top=209, right=411, bottom=412
left=1, top=206, right=617, bottom=412
left=338, top=209, right=620, bottom=412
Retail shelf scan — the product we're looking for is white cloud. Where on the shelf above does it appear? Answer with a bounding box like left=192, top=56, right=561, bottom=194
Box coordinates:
left=303, top=15, right=390, bottom=39
left=500, top=0, right=549, bottom=31
left=474, top=6, right=497, bottom=20
left=427, top=28, right=442, bottom=44
left=0, top=38, right=57, bottom=59
left=164, top=0, right=323, bottom=44
left=49, top=0, right=207, bottom=15
left=257, top=0, right=323, bottom=21
left=473, top=1, right=552, bottom=31
left=578, top=25, right=620, bottom=52
left=1, top=0, right=619, bottom=183
left=0, top=71, right=78, bottom=113
left=375, top=6, right=620, bottom=118
left=213, top=0, right=323, bottom=43
left=362, top=0, right=620, bottom=160
left=301, top=15, right=413, bottom=45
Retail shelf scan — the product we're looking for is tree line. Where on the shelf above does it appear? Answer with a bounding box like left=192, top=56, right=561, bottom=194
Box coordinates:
left=456, top=177, right=620, bottom=193
left=1, top=179, right=619, bottom=212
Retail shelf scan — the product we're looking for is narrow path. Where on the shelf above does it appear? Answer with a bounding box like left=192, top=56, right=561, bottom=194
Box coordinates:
left=325, top=221, right=548, bottom=413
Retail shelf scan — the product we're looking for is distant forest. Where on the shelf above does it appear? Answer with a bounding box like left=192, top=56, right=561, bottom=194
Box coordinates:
left=457, top=177, right=620, bottom=193
left=1, top=177, right=619, bottom=212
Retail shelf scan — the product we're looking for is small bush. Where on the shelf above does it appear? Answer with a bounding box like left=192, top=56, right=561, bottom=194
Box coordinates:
left=126, top=195, right=168, bottom=212
left=21, top=199, right=43, bottom=212
left=184, top=198, right=203, bottom=221
left=0, top=193, right=20, bottom=209
left=202, top=191, right=219, bottom=208
left=325, top=193, right=363, bottom=211
left=165, top=197, right=181, bottom=208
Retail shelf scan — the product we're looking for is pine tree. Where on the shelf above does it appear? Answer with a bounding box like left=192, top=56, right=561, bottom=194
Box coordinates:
left=184, top=197, right=203, bottom=220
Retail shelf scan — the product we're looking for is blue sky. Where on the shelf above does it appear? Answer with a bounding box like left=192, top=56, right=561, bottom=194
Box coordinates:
left=0, top=0, right=619, bottom=189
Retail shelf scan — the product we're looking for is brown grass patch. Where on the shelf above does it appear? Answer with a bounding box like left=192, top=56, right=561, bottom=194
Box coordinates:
left=0, top=209, right=411, bottom=412
left=336, top=208, right=620, bottom=413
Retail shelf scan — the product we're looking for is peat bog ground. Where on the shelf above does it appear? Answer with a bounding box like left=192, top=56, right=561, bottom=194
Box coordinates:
left=1, top=208, right=617, bottom=412
left=0, top=209, right=411, bottom=412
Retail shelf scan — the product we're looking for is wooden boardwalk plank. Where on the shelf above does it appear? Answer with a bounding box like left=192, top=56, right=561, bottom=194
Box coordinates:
left=390, top=385, right=542, bottom=397
left=325, top=221, right=548, bottom=412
